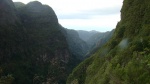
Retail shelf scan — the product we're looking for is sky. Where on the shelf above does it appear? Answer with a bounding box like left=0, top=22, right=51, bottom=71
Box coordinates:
left=12, top=0, right=123, bottom=32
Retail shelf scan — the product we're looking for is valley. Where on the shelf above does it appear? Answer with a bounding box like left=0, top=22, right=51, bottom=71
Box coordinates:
left=0, top=0, right=150, bottom=84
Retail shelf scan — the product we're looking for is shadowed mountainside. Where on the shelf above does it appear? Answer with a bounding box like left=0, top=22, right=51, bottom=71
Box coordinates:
left=0, top=1, right=78, bottom=84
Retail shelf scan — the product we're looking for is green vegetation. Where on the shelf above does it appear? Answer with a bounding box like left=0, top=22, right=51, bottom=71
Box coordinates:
left=67, top=0, right=150, bottom=84
left=0, top=68, right=14, bottom=84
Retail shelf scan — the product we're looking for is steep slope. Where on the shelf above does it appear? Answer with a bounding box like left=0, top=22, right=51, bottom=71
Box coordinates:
left=67, top=0, right=150, bottom=84
left=65, top=29, right=89, bottom=60
left=77, top=30, right=114, bottom=51
left=17, top=1, right=71, bottom=84
left=87, top=30, right=114, bottom=48
left=0, top=0, right=28, bottom=83
left=0, top=1, right=75, bottom=84
left=0, top=0, right=26, bottom=67
left=86, top=29, right=114, bottom=57
left=77, top=30, right=114, bottom=57
left=62, top=28, right=113, bottom=60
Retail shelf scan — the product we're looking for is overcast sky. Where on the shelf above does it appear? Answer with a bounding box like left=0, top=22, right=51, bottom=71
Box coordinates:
left=12, top=0, right=123, bottom=32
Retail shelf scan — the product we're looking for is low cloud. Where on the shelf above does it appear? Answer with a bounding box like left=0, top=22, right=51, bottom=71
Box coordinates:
left=57, top=6, right=121, bottom=19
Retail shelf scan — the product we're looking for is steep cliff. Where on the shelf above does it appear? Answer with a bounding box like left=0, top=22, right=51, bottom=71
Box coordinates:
left=86, top=29, right=114, bottom=57
left=0, top=1, right=74, bottom=84
left=65, top=29, right=89, bottom=60
left=60, top=28, right=114, bottom=61
left=67, top=0, right=150, bottom=84
left=76, top=30, right=114, bottom=58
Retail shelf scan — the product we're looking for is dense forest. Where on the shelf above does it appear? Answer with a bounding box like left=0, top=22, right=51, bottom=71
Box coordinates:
left=67, top=0, right=150, bottom=84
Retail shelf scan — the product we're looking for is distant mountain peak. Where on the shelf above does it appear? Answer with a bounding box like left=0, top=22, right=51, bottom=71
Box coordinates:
left=89, top=30, right=99, bottom=33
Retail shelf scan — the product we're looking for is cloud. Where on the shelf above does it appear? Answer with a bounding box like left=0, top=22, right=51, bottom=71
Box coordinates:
left=84, top=6, right=121, bottom=15
left=57, top=6, right=121, bottom=19
left=58, top=14, right=120, bottom=32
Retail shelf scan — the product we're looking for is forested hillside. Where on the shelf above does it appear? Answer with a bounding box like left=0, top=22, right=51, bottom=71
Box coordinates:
left=67, top=0, right=150, bottom=84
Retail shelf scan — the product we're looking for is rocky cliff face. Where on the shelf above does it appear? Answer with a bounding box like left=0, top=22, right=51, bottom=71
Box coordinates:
left=0, top=1, right=74, bottom=84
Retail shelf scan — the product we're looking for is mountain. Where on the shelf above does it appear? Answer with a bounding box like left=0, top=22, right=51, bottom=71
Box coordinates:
left=67, top=0, right=150, bottom=84
left=77, top=30, right=114, bottom=57
left=64, top=29, right=89, bottom=60
left=0, top=1, right=77, bottom=84
left=86, top=29, right=114, bottom=57
left=77, top=30, right=99, bottom=41
left=63, top=29, right=113, bottom=59
left=77, top=30, right=114, bottom=49
left=86, top=30, right=114, bottom=49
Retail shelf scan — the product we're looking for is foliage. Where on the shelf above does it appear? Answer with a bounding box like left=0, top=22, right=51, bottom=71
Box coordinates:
left=0, top=68, right=14, bottom=84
